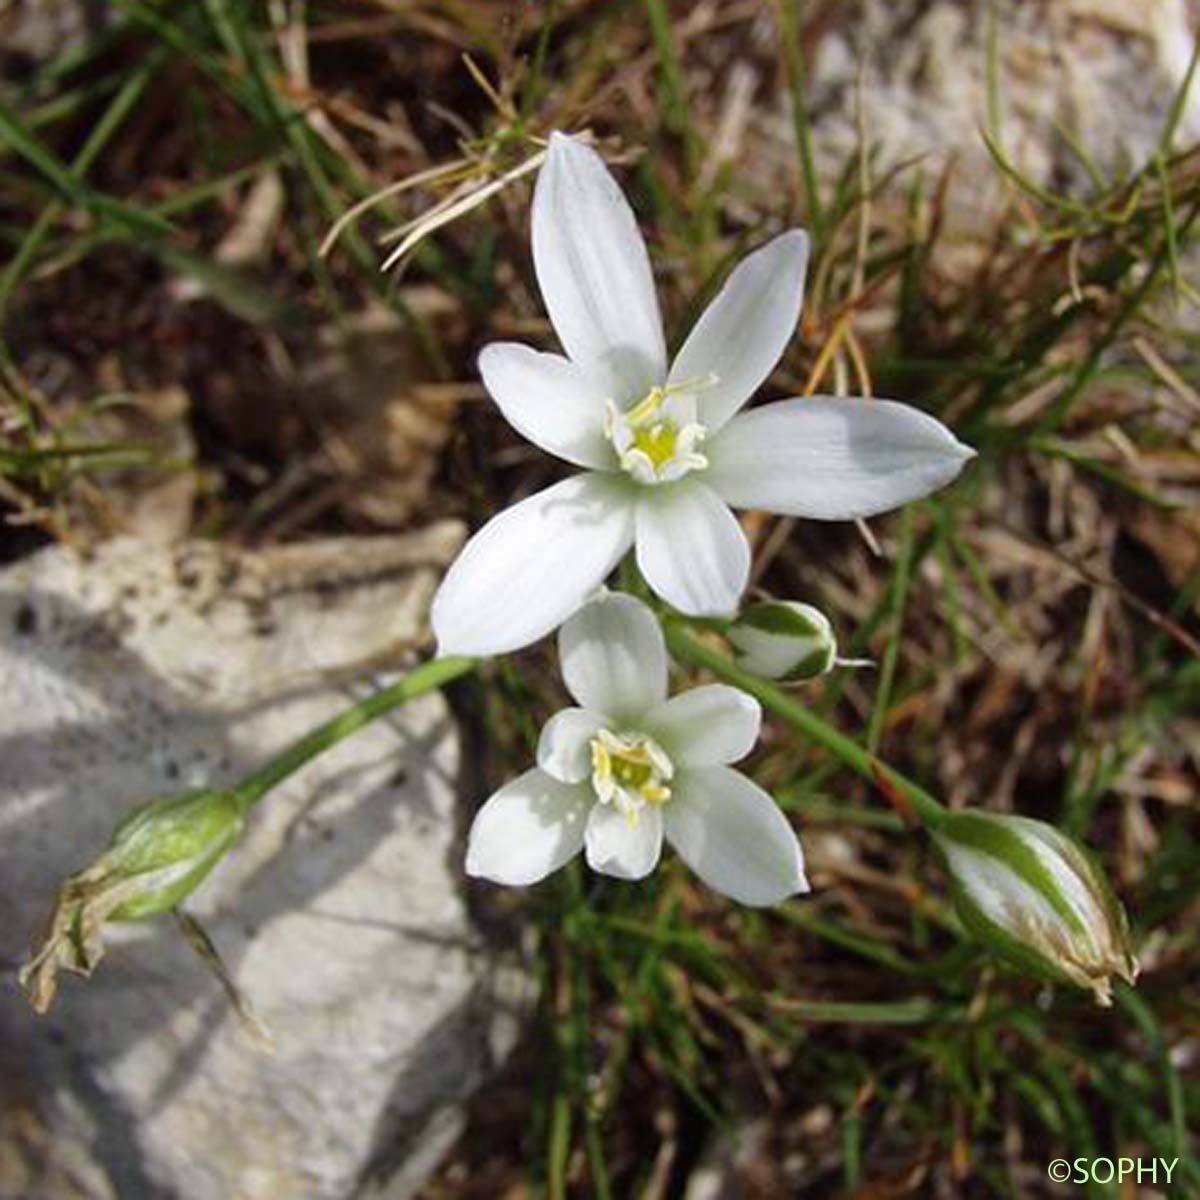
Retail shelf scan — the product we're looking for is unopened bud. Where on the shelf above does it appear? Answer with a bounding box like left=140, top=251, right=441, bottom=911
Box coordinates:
left=728, top=601, right=841, bottom=681
left=935, top=811, right=1137, bottom=1006
left=20, top=788, right=244, bottom=1012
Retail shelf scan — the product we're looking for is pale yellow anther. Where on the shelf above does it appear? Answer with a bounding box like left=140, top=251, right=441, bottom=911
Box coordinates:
left=623, top=385, right=670, bottom=428
left=604, top=375, right=717, bottom=486
left=589, top=728, right=674, bottom=824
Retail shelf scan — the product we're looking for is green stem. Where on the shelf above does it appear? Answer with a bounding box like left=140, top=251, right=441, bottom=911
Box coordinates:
left=663, top=622, right=946, bottom=829
left=231, top=655, right=476, bottom=810
left=765, top=995, right=940, bottom=1024
left=867, top=504, right=915, bottom=754
left=776, top=0, right=825, bottom=243
left=0, top=49, right=163, bottom=324
left=1033, top=196, right=1200, bottom=436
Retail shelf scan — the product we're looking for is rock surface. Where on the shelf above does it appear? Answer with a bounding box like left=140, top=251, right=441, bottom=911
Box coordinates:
left=807, top=0, right=1200, bottom=194
left=0, top=527, right=524, bottom=1200
left=718, top=0, right=1200, bottom=236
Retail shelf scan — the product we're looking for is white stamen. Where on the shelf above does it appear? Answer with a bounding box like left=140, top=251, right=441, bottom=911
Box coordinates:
left=604, top=377, right=717, bottom=485
left=589, top=728, right=674, bottom=827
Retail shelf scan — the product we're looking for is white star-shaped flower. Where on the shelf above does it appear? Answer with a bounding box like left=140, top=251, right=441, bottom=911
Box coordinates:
left=434, top=132, right=974, bottom=656
left=465, top=592, right=808, bottom=905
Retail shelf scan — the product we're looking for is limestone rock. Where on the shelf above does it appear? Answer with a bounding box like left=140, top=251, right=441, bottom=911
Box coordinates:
left=731, top=0, right=1200, bottom=235
left=0, top=527, right=525, bottom=1200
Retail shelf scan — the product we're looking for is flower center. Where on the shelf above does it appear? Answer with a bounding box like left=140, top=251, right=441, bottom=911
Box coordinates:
left=605, top=377, right=715, bottom=485
left=589, top=728, right=674, bottom=826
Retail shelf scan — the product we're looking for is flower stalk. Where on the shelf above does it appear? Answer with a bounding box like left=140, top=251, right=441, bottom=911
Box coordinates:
left=21, top=654, right=477, bottom=1012
left=231, top=654, right=476, bottom=809
left=663, top=620, right=948, bottom=829
left=665, top=621, right=1136, bottom=1003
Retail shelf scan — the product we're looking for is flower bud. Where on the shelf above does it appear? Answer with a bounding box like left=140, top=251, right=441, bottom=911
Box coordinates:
left=934, top=811, right=1137, bottom=1005
left=728, top=601, right=838, bottom=682
left=20, top=788, right=244, bottom=1012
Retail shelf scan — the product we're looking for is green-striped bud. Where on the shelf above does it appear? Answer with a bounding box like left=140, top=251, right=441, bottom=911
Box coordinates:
left=934, top=811, right=1137, bottom=1005
left=728, top=601, right=839, bottom=682
left=21, top=788, right=244, bottom=1012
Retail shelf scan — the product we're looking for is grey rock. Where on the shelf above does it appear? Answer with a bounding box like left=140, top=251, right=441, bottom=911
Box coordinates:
left=0, top=529, right=525, bottom=1200
left=0, top=0, right=100, bottom=68
left=725, top=0, right=1200, bottom=237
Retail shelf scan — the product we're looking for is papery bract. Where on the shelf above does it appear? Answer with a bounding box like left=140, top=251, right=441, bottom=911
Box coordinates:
left=20, top=788, right=245, bottom=1013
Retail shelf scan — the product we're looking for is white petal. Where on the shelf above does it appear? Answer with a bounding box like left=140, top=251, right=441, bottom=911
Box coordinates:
left=1000, top=816, right=1117, bottom=943
left=537, top=707, right=607, bottom=783
left=665, top=767, right=808, bottom=906
left=559, top=591, right=667, bottom=721
left=479, top=342, right=615, bottom=470
left=727, top=601, right=837, bottom=681
left=432, top=473, right=634, bottom=657
left=635, top=479, right=749, bottom=617
left=938, top=838, right=1074, bottom=948
left=643, top=685, right=761, bottom=768
left=707, top=397, right=975, bottom=520
left=532, top=132, right=666, bottom=401
left=585, top=802, right=663, bottom=880
left=466, top=768, right=590, bottom=886
left=669, top=230, right=809, bottom=432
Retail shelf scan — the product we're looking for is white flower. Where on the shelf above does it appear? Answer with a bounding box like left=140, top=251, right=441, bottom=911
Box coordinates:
left=935, top=810, right=1138, bottom=1006
left=728, top=600, right=840, bottom=681
left=465, top=592, right=808, bottom=906
left=434, top=132, right=975, bottom=656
